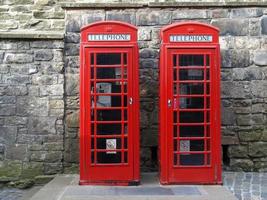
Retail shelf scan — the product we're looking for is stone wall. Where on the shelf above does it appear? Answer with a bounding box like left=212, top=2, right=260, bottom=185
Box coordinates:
left=63, top=5, right=267, bottom=172
left=0, top=39, right=64, bottom=185
left=1, top=2, right=267, bottom=185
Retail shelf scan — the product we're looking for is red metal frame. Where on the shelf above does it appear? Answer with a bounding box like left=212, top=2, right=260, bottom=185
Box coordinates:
left=80, top=21, right=140, bottom=185
left=159, top=22, right=222, bottom=184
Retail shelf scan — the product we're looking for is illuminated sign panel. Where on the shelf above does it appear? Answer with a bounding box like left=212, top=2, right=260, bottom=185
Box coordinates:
left=170, top=35, right=213, bottom=42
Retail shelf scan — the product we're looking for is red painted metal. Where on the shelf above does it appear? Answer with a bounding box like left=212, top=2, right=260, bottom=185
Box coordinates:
left=80, top=21, right=140, bottom=185
left=159, top=22, right=222, bottom=184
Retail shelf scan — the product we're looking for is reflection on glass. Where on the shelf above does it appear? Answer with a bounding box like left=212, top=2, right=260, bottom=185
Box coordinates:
left=179, top=111, right=204, bottom=123
left=180, top=125, right=204, bottom=137
left=179, top=83, right=204, bottom=95
left=96, top=53, right=121, bottom=65
left=179, top=55, right=204, bottom=66
left=179, top=97, right=205, bottom=109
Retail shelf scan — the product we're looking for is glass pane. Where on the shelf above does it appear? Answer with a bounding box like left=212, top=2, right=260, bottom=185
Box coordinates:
left=179, top=83, right=204, bottom=95
left=179, top=111, right=204, bottom=123
left=207, top=154, right=210, bottom=165
left=96, top=123, right=121, bottom=135
left=180, top=154, right=204, bottom=165
left=179, top=97, right=205, bottom=109
left=189, top=140, right=204, bottom=151
left=124, top=152, right=128, bottom=163
left=180, top=125, right=204, bottom=137
left=96, top=53, right=121, bottom=65
left=91, top=151, right=94, bottom=163
left=91, top=110, right=122, bottom=121
left=179, top=55, right=204, bottom=66
left=97, top=152, right=121, bottom=163
left=180, top=69, right=205, bottom=80
left=206, top=55, right=210, bottom=66
left=91, top=82, right=127, bottom=94
left=91, top=67, right=127, bottom=79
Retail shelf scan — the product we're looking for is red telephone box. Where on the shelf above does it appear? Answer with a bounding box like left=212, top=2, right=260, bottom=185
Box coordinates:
left=159, top=22, right=222, bottom=184
left=80, top=21, right=140, bottom=185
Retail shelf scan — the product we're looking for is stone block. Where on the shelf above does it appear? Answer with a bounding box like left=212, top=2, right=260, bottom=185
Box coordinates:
left=6, top=144, right=28, bottom=161
left=66, top=96, right=79, bottom=109
left=237, top=114, right=252, bottom=126
left=173, top=9, right=208, bottom=19
left=4, top=53, right=33, bottom=64
left=4, top=85, right=28, bottom=96
left=66, top=110, right=79, bottom=128
left=140, top=48, right=158, bottom=59
left=138, top=27, right=152, bottom=41
left=136, top=10, right=171, bottom=26
left=65, top=43, right=79, bottom=56
left=40, top=84, right=63, bottom=96
left=65, top=56, right=79, bottom=69
left=106, top=10, right=136, bottom=25
left=65, top=33, right=80, bottom=44
left=211, top=19, right=249, bottom=36
left=221, top=49, right=250, bottom=68
left=233, top=66, right=264, bottom=81
left=0, top=161, right=22, bottom=182
left=33, top=11, right=64, bottom=19
left=17, top=97, right=48, bottom=117
left=261, top=16, right=267, bottom=35
left=65, top=74, right=79, bottom=96
left=211, top=9, right=229, bottom=18
left=140, top=58, right=158, bottom=69
left=228, top=145, right=248, bottom=158
left=64, top=138, right=79, bottom=163
left=30, top=41, right=64, bottom=49
left=230, top=159, right=254, bottom=171
left=221, top=107, right=236, bottom=125
left=239, top=131, right=262, bottom=142
left=249, top=18, right=261, bottom=36
left=5, top=116, right=27, bottom=125
left=49, top=99, right=64, bottom=109
left=44, top=163, right=63, bottom=175
left=30, top=151, right=62, bottom=162
left=251, top=81, right=267, bottom=98
left=0, top=96, right=16, bottom=104
left=3, top=74, right=30, bottom=85
left=66, top=10, right=105, bottom=33
left=221, top=81, right=251, bottom=99
left=34, top=50, right=53, bottom=61
left=249, top=142, right=267, bottom=157
left=254, top=51, right=267, bottom=66
left=28, top=116, right=57, bottom=134
left=32, top=74, right=57, bottom=85
left=0, top=104, right=16, bottom=116
left=230, top=8, right=263, bottom=18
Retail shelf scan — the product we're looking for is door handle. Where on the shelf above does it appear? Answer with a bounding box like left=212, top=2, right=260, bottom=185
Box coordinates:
left=167, top=99, right=172, bottom=108
left=129, top=97, right=133, bottom=105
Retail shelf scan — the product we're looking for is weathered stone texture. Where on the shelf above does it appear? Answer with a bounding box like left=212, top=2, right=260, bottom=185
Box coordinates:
left=0, top=39, right=64, bottom=184
left=0, top=4, right=267, bottom=181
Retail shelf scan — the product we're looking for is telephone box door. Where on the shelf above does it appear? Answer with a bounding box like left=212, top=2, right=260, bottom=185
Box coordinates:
left=167, top=48, right=218, bottom=183
left=80, top=21, right=139, bottom=185
left=159, top=22, right=222, bottom=184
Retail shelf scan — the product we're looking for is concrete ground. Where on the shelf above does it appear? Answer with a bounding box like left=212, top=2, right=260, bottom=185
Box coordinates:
left=28, top=173, right=237, bottom=200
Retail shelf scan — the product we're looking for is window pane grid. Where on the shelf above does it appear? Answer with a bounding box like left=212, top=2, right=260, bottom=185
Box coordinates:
left=173, top=53, right=211, bottom=167
left=90, top=52, right=129, bottom=165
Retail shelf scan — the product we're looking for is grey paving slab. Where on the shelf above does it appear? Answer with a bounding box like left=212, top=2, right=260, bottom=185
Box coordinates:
left=28, top=173, right=237, bottom=200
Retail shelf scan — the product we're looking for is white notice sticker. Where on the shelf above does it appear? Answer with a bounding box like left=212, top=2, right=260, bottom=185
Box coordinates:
left=106, top=139, right=117, bottom=154
left=180, top=140, right=190, bottom=152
